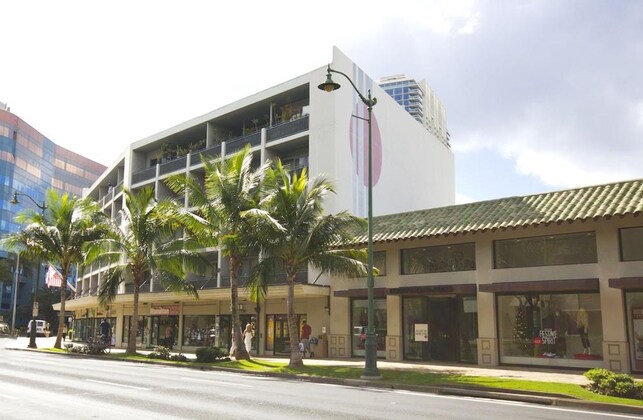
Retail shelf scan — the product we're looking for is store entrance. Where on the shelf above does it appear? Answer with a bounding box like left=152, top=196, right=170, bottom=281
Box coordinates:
left=427, top=297, right=458, bottom=361
left=403, top=295, right=478, bottom=363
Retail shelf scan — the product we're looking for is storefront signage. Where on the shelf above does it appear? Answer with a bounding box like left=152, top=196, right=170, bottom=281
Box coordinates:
left=539, top=328, right=557, bottom=345
left=414, top=323, right=429, bottom=342
left=150, top=305, right=179, bottom=315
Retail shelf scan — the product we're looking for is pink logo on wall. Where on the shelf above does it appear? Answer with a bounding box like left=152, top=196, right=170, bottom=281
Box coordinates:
left=349, top=102, right=382, bottom=186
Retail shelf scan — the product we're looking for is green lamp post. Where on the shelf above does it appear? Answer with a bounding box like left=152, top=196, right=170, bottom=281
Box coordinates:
left=318, top=65, right=381, bottom=379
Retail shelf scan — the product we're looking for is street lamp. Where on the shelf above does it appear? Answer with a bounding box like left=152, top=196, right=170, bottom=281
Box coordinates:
left=318, top=65, right=381, bottom=379
left=11, top=191, right=47, bottom=349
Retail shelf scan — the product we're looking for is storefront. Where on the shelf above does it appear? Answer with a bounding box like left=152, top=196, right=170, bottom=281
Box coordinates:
left=266, top=314, right=306, bottom=355
left=351, top=299, right=386, bottom=358
left=609, top=277, right=643, bottom=372
left=391, top=285, right=478, bottom=363
left=482, top=279, right=603, bottom=368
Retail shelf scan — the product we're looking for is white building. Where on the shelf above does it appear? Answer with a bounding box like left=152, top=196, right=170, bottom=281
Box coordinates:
left=62, top=47, right=454, bottom=354
left=378, top=74, right=449, bottom=147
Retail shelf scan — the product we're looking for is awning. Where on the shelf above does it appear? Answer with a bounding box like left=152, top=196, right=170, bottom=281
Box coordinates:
left=609, top=277, right=643, bottom=290
left=387, top=284, right=477, bottom=296
left=479, top=278, right=599, bottom=294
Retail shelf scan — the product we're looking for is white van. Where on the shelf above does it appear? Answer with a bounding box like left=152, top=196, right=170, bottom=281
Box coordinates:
left=27, top=320, right=47, bottom=337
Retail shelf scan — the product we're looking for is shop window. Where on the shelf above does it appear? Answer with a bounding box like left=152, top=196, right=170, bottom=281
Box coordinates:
left=401, top=243, right=475, bottom=274
left=183, top=315, right=216, bottom=346
left=625, top=292, right=643, bottom=372
left=494, top=232, right=597, bottom=269
left=497, top=293, right=602, bottom=367
left=351, top=299, right=386, bottom=358
left=620, top=227, right=643, bottom=261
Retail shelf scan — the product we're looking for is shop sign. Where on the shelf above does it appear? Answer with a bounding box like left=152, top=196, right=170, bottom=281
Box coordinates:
left=150, top=305, right=179, bottom=315
left=414, top=323, right=429, bottom=342
left=539, top=328, right=557, bottom=345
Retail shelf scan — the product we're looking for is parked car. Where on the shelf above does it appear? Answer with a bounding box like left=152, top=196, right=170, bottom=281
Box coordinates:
left=27, top=320, right=47, bottom=337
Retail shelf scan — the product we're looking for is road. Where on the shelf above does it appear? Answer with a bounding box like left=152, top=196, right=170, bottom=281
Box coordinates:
left=0, top=337, right=637, bottom=420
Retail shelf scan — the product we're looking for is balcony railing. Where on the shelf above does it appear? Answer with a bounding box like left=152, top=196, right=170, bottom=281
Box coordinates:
left=159, top=156, right=187, bottom=176
left=191, top=143, right=221, bottom=163
left=266, top=115, right=309, bottom=142
left=226, top=132, right=261, bottom=155
left=132, top=167, right=156, bottom=184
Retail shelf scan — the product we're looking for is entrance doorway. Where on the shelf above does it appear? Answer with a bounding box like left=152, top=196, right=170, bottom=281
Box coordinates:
left=403, top=295, right=478, bottom=363
left=426, top=297, right=458, bottom=361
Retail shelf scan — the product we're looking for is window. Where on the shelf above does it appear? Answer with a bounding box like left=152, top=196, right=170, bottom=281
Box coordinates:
left=620, top=227, right=643, bottom=261
left=401, top=243, right=475, bottom=274
left=183, top=315, right=216, bottom=346
left=494, top=232, right=597, bottom=269
left=351, top=298, right=386, bottom=358
left=497, top=293, right=602, bottom=367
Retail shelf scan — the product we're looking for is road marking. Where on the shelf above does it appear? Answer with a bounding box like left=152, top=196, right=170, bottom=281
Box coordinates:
left=85, top=379, right=151, bottom=390
left=179, top=377, right=253, bottom=388
left=0, top=394, right=18, bottom=400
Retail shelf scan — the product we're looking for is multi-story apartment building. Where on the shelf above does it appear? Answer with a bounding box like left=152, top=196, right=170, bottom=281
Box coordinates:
left=0, top=103, right=106, bottom=327
left=61, top=47, right=455, bottom=354
left=378, top=74, right=449, bottom=147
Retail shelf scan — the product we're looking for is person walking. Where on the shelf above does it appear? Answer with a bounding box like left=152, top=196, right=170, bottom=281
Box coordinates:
left=242, top=322, right=254, bottom=355
left=301, top=320, right=312, bottom=358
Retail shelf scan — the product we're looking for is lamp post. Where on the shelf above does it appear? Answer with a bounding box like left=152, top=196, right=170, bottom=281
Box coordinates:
left=11, top=191, right=47, bottom=349
left=318, top=65, right=381, bottom=379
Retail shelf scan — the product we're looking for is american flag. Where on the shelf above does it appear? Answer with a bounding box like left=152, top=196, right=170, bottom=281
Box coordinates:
left=45, top=264, right=63, bottom=288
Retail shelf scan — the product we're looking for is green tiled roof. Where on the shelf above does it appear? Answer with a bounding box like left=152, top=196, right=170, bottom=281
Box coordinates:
left=349, top=179, right=643, bottom=244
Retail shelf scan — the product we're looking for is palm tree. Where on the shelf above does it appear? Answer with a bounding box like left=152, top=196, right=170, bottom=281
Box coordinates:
left=166, top=145, right=270, bottom=360
left=247, top=160, right=368, bottom=368
left=3, top=189, right=110, bottom=349
left=86, top=186, right=204, bottom=354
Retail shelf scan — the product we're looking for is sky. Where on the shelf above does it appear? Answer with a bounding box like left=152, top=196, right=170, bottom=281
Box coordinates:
left=2, top=1, right=643, bottom=204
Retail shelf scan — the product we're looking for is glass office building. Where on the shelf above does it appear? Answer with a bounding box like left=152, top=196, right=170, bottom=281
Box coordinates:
left=0, top=103, right=105, bottom=329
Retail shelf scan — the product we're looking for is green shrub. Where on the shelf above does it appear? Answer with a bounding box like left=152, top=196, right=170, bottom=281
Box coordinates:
left=584, top=368, right=643, bottom=399
left=64, top=343, right=74, bottom=351
left=170, top=353, right=188, bottom=362
left=196, top=346, right=230, bottom=363
left=147, top=346, right=171, bottom=360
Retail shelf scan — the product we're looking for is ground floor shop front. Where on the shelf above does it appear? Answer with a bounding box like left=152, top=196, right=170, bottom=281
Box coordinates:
left=59, top=279, right=643, bottom=373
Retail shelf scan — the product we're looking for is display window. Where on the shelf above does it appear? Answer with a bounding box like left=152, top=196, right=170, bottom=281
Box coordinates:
left=351, top=299, right=386, bottom=358
left=625, top=291, right=643, bottom=372
left=497, top=292, right=603, bottom=368
left=183, top=315, right=217, bottom=347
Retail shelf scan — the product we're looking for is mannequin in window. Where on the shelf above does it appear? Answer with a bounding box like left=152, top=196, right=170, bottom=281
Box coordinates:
left=577, top=308, right=591, bottom=354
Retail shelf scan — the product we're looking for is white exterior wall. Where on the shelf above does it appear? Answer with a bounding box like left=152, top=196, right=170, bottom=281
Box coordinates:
left=310, top=47, right=454, bottom=218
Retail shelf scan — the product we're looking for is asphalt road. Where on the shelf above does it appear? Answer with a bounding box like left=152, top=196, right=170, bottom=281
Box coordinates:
left=0, top=337, right=637, bottom=420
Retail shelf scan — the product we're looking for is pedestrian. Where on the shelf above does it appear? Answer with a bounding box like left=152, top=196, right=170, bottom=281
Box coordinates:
left=301, top=319, right=312, bottom=357
left=99, top=318, right=111, bottom=346
left=165, top=325, right=174, bottom=350
left=242, top=322, right=254, bottom=354
left=63, top=324, right=68, bottom=341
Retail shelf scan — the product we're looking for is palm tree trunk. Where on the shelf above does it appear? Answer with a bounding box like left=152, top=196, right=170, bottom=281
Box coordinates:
left=128, top=279, right=140, bottom=354
left=230, top=254, right=249, bottom=360
left=287, top=274, right=303, bottom=368
left=54, top=276, right=67, bottom=349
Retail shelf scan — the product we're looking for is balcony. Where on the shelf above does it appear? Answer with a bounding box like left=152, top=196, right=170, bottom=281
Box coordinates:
left=130, top=115, right=309, bottom=185
left=159, top=156, right=187, bottom=176
left=132, top=167, right=156, bottom=184
left=266, top=115, right=309, bottom=142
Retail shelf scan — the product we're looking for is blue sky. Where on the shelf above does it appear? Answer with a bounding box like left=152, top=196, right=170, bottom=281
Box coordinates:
left=2, top=1, right=642, bottom=204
